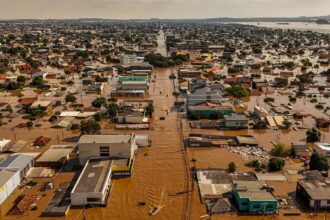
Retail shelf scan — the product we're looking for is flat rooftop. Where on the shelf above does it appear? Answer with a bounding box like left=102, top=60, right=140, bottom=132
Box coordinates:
left=235, top=181, right=277, bottom=202
left=78, top=134, right=133, bottom=144
left=42, top=182, right=72, bottom=217
left=197, top=170, right=257, bottom=198
left=72, top=158, right=112, bottom=193
left=37, top=145, right=74, bottom=163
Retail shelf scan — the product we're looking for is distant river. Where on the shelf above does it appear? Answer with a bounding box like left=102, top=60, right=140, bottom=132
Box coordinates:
left=233, top=22, right=330, bottom=34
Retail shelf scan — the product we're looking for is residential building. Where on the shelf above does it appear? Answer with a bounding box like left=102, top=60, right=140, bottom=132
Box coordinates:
left=232, top=181, right=277, bottom=214
left=224, top=114, right=248, bottom=129
left=30, top=101, right=53, bottom=115
left=296, top=171, right=330, bottom=210
left=291, top=144, right=311, bottom=159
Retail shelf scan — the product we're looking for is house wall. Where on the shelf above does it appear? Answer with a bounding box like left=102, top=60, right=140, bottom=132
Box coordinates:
left=78, top=138, right=137, bottom=165
left=188, top=109, right=233, bottom=120
left=233, top=187, right=277, bottom=214
left=125, top=115, right=144, bottom=124
left=78, top=143, right=131, bottom=165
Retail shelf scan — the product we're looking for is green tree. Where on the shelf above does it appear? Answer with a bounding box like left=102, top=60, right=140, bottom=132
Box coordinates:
left=92, top=97, right=107, bottom=108
left=145, top=103, right=154, bottom=117
left=306, top=128, right=321, bottom=142
left=17, top=75, right=26, bottom=84
left=309, top=151, right=329, bottom=171
left=226, top=86, right=250, bottom=99
left=93, top=113, right=102, bottom=122
left=271, top=143, right=290, bottom=157
left=268, top=157, right=285, bottom=171
left=65, top=93, right=77, bottom=103
left=228, top=162, right=236, bottom=173
left=108, top=102, right=119, bottom=118
left=6, top=82, right=19, bottom=90
left=30, top=76, right=44, bottom=87
left=80, top=119, right=101, bottom=135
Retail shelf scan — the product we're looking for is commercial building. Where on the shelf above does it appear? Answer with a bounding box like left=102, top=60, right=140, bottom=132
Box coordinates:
left=71, top=158, right=112, bottom=206
left=232, top=181, right=278, bottom=214
left=77, top=134, right=137, bottom=165
left=117, top=76, right=149, bottom=90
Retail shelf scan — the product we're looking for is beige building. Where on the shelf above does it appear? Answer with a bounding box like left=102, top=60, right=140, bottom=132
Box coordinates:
left=77, top=134, right=137, bottom=165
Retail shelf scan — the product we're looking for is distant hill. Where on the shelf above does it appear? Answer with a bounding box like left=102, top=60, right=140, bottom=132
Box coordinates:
left=0, top=16, right=329, bottom=24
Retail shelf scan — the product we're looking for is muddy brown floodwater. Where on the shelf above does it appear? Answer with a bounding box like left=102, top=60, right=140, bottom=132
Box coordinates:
left=1, top=67, right=330, bottom=220
left=78, top=68, right=192, bottom=220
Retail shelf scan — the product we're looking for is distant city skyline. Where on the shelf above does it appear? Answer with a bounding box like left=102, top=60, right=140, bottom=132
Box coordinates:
left=0, top=0, right=329, bottom=19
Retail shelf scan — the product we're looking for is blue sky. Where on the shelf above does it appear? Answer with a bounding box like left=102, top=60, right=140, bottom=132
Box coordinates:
left=0, top=0, right=329, bottom=19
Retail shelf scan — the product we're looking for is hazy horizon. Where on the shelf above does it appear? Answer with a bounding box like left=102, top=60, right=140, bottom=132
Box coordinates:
left=0, top=0, right=329, bottom=20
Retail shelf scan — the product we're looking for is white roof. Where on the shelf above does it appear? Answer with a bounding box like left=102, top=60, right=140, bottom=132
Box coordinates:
left=31, top=101, right=52, bottom=107
left=315, top=143, right=330, bottom=150
left=60, top=111, right=80, bottom=117
left=0, top=139, right=11, bottom=148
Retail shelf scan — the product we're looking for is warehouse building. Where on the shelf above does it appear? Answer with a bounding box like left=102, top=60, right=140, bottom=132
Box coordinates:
left=71, top=158, right=112, bottom=206
left=0, top=154, right=35, bottom=204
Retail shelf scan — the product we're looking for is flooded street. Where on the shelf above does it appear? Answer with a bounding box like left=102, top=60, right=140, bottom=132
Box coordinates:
left=156, top=27, right=168, bottom=57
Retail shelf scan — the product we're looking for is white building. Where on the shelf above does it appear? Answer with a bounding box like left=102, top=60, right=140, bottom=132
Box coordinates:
left=77, top=134, right=137, bottom=165
left=313, top=143, right=330, bottom=157
left=120, top=54, right=139, bottom=65
left=71, top=158, right=112, bottom=206
left=0, top=154, right=35, bottom=204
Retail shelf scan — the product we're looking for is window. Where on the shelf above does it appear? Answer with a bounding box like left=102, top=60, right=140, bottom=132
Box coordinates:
left=100, top=146, right=109, bottom=157
left=266, top=204, right=273, bottom=209
left=241, top=202, right=248, bottom=206
left=252, top=204, right=260, bottom=209
left=87, top=198, right=101, bottom=202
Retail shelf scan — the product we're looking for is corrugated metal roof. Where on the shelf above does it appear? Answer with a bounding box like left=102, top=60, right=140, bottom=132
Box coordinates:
left=0, top=154, right=34, bottom=170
